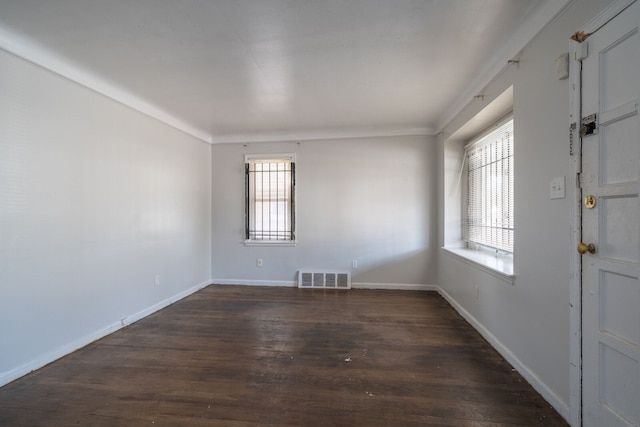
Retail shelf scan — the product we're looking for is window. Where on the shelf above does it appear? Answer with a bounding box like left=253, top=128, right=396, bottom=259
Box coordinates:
left=464, top=119, right=514, bottom=253
left=245, top=154, right=296, bottom=243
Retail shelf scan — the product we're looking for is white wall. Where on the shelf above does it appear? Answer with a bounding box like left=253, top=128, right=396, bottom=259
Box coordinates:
left=1, top=2, right=616, bottom=419
left=0, top=49, right=212, bottom=385
left=212, top=136, right=437, bottom=288
left=437, top=0, right=613, bottom=421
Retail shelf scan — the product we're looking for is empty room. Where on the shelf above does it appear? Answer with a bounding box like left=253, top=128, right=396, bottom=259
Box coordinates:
left=0, top=0, right=638, bottom=426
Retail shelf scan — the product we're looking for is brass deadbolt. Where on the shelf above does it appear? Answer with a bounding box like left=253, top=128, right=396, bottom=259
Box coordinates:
left=584, top=195, right=596, bottom=209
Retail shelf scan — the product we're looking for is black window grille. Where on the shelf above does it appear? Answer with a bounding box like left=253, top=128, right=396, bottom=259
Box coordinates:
left=245, top=158, right=295, bottom=241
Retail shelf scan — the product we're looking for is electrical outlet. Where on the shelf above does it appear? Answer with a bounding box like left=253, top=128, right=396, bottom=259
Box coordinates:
left=352, top=259, right=358, bottom=269
left=154, top=275, right=160, bottom=286
left=257, top=258, right=263, bottom=267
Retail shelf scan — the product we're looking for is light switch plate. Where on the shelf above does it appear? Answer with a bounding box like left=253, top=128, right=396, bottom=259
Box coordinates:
left=550, top=176, right=565, bottom=199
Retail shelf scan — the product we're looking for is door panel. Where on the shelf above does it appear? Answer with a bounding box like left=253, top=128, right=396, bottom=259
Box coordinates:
left=581, top=1, right=640, bottom=426
left=600, top=114, right=638, bottom=185
left=600, top=195, right=638, bottom=263
left=600, top=28, right=638, bottom=111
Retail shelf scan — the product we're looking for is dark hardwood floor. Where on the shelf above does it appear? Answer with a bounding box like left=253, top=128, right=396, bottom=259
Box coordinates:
left=0, top=285, right=567, bottom=426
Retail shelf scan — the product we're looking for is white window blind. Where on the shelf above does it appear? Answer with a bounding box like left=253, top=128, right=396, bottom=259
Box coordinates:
left=245, top=156, right=295, bottom=241
left=465, top=119, right=514, bottom=252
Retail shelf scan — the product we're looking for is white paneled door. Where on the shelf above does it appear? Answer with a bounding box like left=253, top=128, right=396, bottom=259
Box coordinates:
left=580, top=1, right=640, bottom=426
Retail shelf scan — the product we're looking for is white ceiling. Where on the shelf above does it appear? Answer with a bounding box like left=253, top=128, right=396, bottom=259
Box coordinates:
left=0, top=1, right=568, bottom=143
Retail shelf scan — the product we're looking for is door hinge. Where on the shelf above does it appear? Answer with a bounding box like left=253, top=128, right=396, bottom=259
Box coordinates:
left=569, top=122, right=577, bottom=155
left=580, top=113, right=598, bottom=137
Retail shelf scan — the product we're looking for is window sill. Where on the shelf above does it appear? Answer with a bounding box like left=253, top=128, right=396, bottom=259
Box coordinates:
left=442, top=247, right=514, bottom=284
left=244, top=240, right=297, bottom=247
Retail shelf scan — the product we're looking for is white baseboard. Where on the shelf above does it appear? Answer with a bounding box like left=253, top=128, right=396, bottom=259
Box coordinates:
left=0, top=280, right=211, bottom=388
left=352, top=282, right=438, bottom=291
left=121, top=280, right=212, bottom=327
left=436, top=287, right=570, bottom=423
left=212, top=279, right=296, bottom=287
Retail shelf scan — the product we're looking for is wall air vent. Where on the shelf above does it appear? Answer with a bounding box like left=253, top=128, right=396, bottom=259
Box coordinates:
left=297, top=271, right=351, bottom=289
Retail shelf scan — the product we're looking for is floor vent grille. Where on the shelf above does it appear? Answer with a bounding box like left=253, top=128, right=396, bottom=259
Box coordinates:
left=298, top=271, right=351, bottom=289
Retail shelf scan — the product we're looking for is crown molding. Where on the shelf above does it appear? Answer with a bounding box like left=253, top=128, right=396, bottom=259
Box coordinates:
left=436, top=0, right=576, bottom=133
left=0, top=26, right=212, bottom=144
left=211, top=126, right=434, bottom=144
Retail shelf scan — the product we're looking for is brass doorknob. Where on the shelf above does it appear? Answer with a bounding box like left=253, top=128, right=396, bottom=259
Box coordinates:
left=577, top=242, right=596, bottom=254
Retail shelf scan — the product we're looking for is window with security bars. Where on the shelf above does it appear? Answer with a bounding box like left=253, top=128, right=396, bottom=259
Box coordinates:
left=245, top=155, right=295, bottom=241
left=465, top=119, right=514, bottom=252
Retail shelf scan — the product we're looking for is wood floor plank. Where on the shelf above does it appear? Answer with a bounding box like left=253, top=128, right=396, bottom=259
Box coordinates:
left=0, top=286, right=567, bottom=426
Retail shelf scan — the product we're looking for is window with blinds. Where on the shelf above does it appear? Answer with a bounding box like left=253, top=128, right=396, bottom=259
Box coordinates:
left=245, top=155, right=296, bottom=241
left=465, top=119, right=514, bottom=252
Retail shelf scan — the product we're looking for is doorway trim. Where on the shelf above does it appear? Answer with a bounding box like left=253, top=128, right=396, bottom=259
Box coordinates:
left=568, top=1, right=637, bottom=426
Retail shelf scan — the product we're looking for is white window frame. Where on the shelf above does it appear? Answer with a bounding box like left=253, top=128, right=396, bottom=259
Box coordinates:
left=464, top=117, right=514, bottom=253
left=244, top=153, right=296, bottom=246
left=443, top=115, right=514, bottom=281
